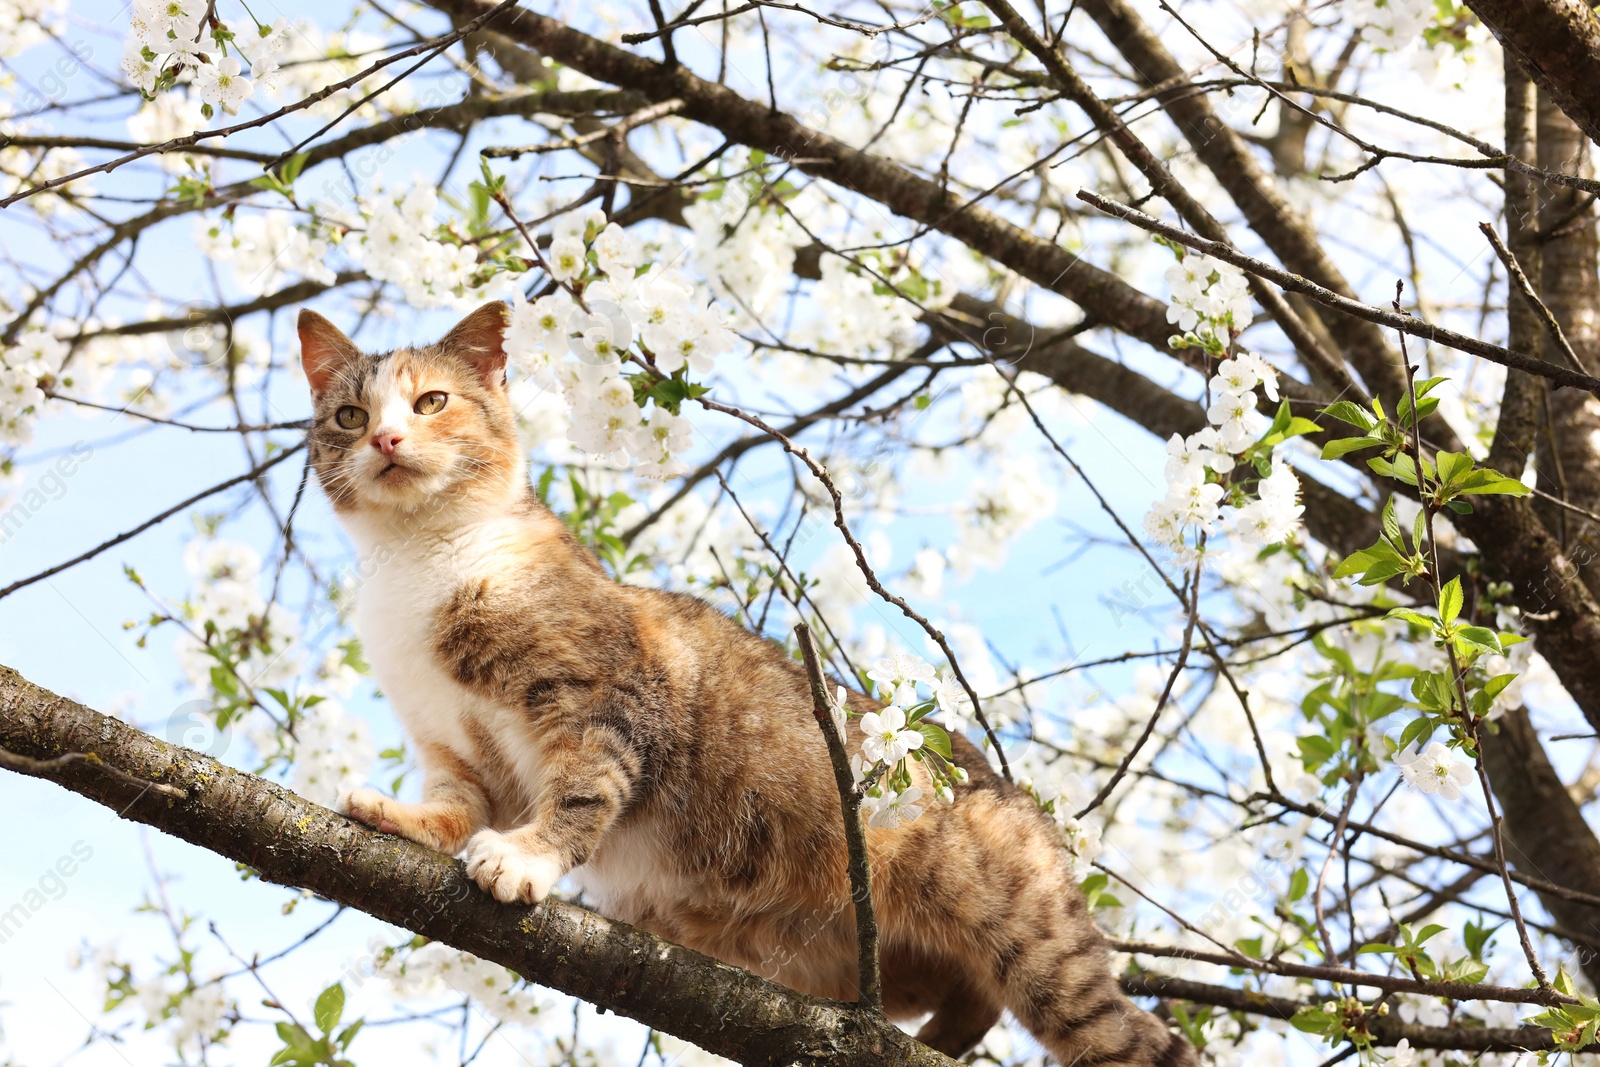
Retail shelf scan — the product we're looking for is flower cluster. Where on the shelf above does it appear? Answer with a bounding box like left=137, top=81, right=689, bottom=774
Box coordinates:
left=196, top=211, right=337, bottom=296
left=502, top=209, right=739, bottom=480
left=0, top=0, right=64, bottom=58
left=356, top=183, right=482, bottom=309
left=0, top=331, right=64, bottom=446
left=683, top=177, right=807, bottom=322
left=1165, top=252, right=1252, bottom=354
left=159, top=537, right=374, bottom=806
left=76, top=944, right=233, bottom=1060
left=795, top=255, right=921, bottom=358
left=123, top=0, right=288, bottom=114
left=831, top=652, right=969, bottom=828
left=1143, top=350, right=1304, bottom=562
left=370, top=940, right=546, bottom=1025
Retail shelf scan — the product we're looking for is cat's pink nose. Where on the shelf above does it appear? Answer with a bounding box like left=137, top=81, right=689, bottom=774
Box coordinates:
left=372, top=430, right=404, bottom=457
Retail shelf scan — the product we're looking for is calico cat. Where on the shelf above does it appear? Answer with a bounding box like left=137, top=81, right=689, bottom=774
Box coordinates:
left=300, top=301, right=1197, bottom=1066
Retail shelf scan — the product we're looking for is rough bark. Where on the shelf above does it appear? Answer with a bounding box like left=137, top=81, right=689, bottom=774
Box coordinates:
left=1462, top=0, right=1600, bottom=148
left=1481, top=706, right=1600, bottom=988
left=1533, top=94, right=1600, bottom=594
left=1488, top=55, right=1546, bottom=477
left=1463, top=495, right=1600, bottom=733
left=0, top=665, right=959, bottom=1067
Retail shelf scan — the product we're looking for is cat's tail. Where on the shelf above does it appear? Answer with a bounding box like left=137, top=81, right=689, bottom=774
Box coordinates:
left=991, top=871, right=1198, bottom=1067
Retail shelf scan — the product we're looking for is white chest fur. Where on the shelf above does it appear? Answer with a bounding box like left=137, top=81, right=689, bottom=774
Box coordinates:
left=345, top=515, right=530, bottom=767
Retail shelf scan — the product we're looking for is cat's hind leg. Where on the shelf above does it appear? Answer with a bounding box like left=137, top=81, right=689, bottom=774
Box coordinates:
left=913, top=976, right=1002, bottom=1058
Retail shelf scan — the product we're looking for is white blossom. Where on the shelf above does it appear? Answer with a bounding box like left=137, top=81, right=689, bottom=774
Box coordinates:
left=194, top=55, right=253, bottom=115
left=1395, top=741, right=1474, bottom=801
left=867, top=653, right=936, bottom=706
left=864, top=785, right=924, bottom=828
left=859, top=705, right=924, bottom=765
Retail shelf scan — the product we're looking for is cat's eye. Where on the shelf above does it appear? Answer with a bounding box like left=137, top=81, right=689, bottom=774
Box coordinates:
left=335, top=405, right=368, bottom=430
left=414, top=391, right=448, bottom=415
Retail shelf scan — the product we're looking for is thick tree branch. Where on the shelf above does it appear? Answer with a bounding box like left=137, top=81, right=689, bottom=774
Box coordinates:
left=0, top=665, right=958, bottom=1067
left=1462, top=0, right=1600, bottom=147
left=426, top=0, right=1186, bottom=363
left=1481, top=706, right=1600, bottom=988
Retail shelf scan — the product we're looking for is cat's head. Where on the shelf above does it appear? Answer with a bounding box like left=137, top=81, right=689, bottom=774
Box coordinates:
left=299, top=302, right=524, bottom=517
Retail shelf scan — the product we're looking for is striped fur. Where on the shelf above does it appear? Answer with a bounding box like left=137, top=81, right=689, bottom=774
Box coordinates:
left=300, top=304, right=1197, bottom=1065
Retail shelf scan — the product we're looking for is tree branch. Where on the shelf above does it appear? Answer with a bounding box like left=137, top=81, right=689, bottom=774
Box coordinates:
left=1077, top=189, right=1600, bottom=395
left=794, top=622, right=881, bottom=1011
left=0, top=664, right=958, bottom=1067
left=1462, top=0, right=1600, bottom=148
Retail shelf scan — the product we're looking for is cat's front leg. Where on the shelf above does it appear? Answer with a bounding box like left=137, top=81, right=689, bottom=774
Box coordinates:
left=339, top=752, right=490, bottom=855
left=464, top=712, right=642, bottom=904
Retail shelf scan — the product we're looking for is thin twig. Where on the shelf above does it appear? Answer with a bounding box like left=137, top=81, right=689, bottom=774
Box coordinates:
left=0, top=443, right=305, bottom=602
left=696, top=393, right=1011, bottom=779
left=795, top=622, right=881, bottom=1011
left=1478, top=221, right=1584, bottom=371
left=0, top=743, right=187, bottom=799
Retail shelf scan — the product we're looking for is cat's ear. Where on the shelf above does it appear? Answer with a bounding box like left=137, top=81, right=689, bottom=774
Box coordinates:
left=440, top=302, right=510, bottom=390
left=298, top=310, right=362, bottom=396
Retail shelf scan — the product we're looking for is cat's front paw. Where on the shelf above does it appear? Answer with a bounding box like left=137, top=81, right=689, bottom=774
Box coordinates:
left=465, top=830, right=563, bottom=904
left=338, top=787, right=402, bottom=835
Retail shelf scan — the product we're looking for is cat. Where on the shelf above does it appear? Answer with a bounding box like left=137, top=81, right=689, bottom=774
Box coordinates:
left=299, top=301, right=1197, bottom=1067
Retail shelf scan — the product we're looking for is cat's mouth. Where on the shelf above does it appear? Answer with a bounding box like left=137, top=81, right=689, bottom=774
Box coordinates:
left=376, top=460, right=412, bottom=479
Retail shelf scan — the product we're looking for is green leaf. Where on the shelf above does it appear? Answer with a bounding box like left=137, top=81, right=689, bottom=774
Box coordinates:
left=1369, top=453, right=1419, bottom=487
left=1265, top=399, right=1293, bottom=439
left=281, top=151, right=309, bottom=186
left=913, top=722, right=952, bottom=760
left=1456, top=626, right=1503, bottom=655
left=1435, top=450, right=1472, bottom=487
left=1321, top=436, right=1380, bottom=460
left=1463, top=919, right=1500, bottom=961
left=1296, top=734, right=1337, bottom=770
left=1438, top=576, right=1463, bottom=624
left=1331, top=548, right=1377, bottom=580
left=1413, top=376, right=1450, bottom=399
left=1357, top=942, right=1397, bottom=955
left=1358, top=559, right=1408, bottom=586
left=1398, top=714, right=1434, bottom=752
left=1456, top=470, right=1531, bottom=496
left=314, top=983, right=345, bottom=1035
left=1288, top=867, right=1309, bottom=902
left=334, top=1019, right=364, bottom=1051
left=1385, top=607, right=1437, bottom=628
left=1482, top=673, right=1518, bottom=702
left=1412, top=923, right=1448, bottom=945
left=1398, top=377, right=1449, bottom=426
left=1380, top=496, right=1403, bottom=546
left=1319, top=401, right=1377, bottom=430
